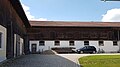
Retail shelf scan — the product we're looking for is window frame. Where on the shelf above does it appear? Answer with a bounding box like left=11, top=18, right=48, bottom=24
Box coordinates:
left=55, top=41, right=60, bottom=46
left=69, top=41, right=74, bottom=46
left=99, top=41, right=104, bottom=46
left=84, top=41, right=89, bottom=46
left=39, top=41, right=45, bottom=46
left=113, top=41, right=118, bottom=46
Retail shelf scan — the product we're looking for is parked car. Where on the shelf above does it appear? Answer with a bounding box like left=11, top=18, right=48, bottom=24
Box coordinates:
left=76, top=46, right=97, bottom=54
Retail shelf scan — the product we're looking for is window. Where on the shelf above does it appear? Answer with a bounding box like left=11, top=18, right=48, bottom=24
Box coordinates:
left=69, top=41, right=74, bottom=46
left=99, top=41, right=104, bottom=46
left=39, top=41, right=45, bottom=46
left=0, top=33, right=2, bottom=48
left=113, top=41, right=118, bottom=46
left=55, top=41, right=60, bottom=46
left=84, top=41, right=89, bottom=46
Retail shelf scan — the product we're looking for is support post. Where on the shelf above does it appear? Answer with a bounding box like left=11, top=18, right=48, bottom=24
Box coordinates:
left=6, top=21, right=14, bottom=59
left=24, top=34, right=30, bottom=55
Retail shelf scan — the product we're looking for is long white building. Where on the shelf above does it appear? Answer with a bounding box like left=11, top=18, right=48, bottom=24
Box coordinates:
left=28, top=21, right=120, bottom=53
left=30, top=40, right=120, bottom=53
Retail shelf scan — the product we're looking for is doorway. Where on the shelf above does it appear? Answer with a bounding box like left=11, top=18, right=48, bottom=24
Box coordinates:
left=31, top=44, right=37, bottom=54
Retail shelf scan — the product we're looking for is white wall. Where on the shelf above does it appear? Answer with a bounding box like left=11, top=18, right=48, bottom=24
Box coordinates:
left=14, top=34, right=24, bottom=56
left=42, top=41, right=54, bottom=51
left=14, top=34, right=16, bottom=57
left=29, top=41, right=39, bottom=52
left=20, top=38, right=23, bottom=55
left=100, top=41, right=119, bottom=52
left=117, top=41, right=120, bottom=52
left=0, top=25, right=7, bottom=62
left=60, top=41, right=69, bottom=47
left=29, top=40, right=119, bottom=53
left=38, top=41, right=54, bottom=52
left=89, top=41, right=119, bottom=52
left=75, top=41, right=84, bottom=50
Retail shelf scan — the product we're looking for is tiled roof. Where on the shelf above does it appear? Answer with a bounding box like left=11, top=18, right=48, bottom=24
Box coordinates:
left=30, top=21, right=120, bottom=27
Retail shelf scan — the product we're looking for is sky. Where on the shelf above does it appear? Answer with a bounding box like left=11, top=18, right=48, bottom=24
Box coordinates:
left=20, top=0, right=120, bottom=22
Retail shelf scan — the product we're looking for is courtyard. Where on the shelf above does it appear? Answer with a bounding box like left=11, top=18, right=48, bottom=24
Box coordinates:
left=0, top=54, right=80, bottom=67
left=0, top=53, right=120, bottom=67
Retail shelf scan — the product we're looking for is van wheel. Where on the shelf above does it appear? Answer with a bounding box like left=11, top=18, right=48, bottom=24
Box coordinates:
left=80, top=51, right=83, bottom=54
left=93, top=51, right=96, bottom=54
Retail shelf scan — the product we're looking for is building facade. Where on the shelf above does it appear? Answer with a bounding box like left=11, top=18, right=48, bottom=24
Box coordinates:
left=0, top=0, right=30, bottom=62
left=0, top=0, right=120, bottom=63
left=28, top=21, right=120, bottom=53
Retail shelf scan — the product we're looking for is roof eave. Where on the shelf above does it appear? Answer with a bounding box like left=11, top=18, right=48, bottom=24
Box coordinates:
left=9, top=0, right=30, bottom=28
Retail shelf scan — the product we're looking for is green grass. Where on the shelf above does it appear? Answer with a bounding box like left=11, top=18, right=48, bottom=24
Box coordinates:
left=78, top=55, right=120, bottom=67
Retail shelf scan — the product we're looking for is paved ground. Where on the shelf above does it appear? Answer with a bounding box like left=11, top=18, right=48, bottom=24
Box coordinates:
left=58, top=53, right=120, bottom=64
left=1, top=53, right=120, bottom=67
left=0, top=54, right=80, bottom=67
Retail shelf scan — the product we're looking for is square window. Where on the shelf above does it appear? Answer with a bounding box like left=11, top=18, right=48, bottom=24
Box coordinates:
left=113, top=41, right=118, bottom=46
left=69, top=41, right=74, bottom=46
left=39, top=41, right=45, bottom=46
left=99, top=41, right=104, bottom=46
left=55, top=41, right=60, bottom=46
left=84, top=41, right=89, bottom=46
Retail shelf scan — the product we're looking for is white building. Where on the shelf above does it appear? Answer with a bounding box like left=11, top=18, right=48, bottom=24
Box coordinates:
left=1, top=0, right=120, bottom=63
left=30, top=40, right=120, bottom=53
left=28, top=21, right=120, bottom=53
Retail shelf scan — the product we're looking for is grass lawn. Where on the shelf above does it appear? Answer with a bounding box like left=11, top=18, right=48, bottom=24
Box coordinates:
left=78, top=55, right=120, bottom=67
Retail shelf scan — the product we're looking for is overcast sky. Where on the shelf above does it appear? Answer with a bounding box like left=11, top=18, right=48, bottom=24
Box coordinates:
left=20, top=0, right=120, bottom=22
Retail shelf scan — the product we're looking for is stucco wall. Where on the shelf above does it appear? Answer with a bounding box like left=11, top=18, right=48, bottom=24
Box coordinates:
left=29, top=41, right=39, bottom=52
left=14, top=34, right=16, bottom=57
left=101, top=41, right=119, bottom=52
left=75, top=41, right=84, bottom=50
left=117, top=41, right=120, bottom=52
left=29, top=40, right=119, bottom=53
left=0, top=25, right=6, bottom=62
left=14, top=34, right=24, bottom=57
left=20, top=38, right=23, bottom=55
